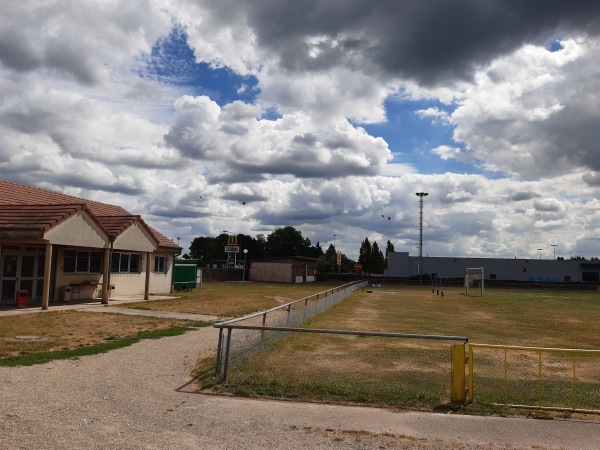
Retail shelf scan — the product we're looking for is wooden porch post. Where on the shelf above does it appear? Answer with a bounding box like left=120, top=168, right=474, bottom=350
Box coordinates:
left=41, top=243, right=52, bottom=310
left=144, top=252, right=151, bottom=300
left=101, top=247, right=110, bottom=304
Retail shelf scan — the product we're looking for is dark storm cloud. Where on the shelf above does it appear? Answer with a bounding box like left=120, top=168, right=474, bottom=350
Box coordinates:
left=0, top=26, right=40, bottom=71
left=241, top=0, right=600, bottom=85
left=511, top=191, right=541, bottom=202
left=582, top=172, right=600, bottom=186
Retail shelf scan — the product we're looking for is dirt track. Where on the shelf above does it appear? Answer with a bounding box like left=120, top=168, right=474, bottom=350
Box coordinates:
left=2, top=324, right=600, bottom=449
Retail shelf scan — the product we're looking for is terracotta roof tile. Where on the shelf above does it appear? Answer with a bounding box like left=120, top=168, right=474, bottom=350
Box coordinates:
left=0, top=204, right=84, bottom=232
left=0, top=180, right=180, bottom=251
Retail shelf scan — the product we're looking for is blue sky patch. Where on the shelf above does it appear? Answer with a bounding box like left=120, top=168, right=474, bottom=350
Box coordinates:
left=144, top=26, right=259, bottom=106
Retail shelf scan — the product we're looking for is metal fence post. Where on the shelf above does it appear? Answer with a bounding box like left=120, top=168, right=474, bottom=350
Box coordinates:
left=215, top=327, right=224, bottom=374
left=451, top=343, right=467, bottom=403
left=222, top=327, right=233, bottom=382
left=468, top=344, right=474, bottom=403
left=303, top=298, right=308, bottom=323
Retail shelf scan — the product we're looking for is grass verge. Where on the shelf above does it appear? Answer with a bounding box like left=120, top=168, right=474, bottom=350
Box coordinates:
left=0, top=325, right=208, bottom=367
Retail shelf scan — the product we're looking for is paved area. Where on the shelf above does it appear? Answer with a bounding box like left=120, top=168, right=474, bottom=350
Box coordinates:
left=0, top=296, right=223, bottom=322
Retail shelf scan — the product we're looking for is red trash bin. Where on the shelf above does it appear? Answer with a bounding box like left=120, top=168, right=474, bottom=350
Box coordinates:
left=16, top=290, right=28, bottom=308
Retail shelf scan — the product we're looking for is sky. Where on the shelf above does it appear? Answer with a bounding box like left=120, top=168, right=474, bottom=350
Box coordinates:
left=2, top=1, right=600, bottom=261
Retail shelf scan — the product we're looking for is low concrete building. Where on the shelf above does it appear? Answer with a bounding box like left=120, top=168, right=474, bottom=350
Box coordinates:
left=0, top=180, right=180, bottom=308
left=386, top=252, right=599, bottom=282
left=249, top=257, right=317, bottom=283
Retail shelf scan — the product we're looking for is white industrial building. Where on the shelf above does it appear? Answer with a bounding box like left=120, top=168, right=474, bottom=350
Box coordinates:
left=386, top=252, right=600, bottom=283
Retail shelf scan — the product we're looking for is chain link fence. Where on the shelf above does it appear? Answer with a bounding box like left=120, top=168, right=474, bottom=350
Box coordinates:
left=214, top=281, right=367, bottom=378
left=221, top=329, right=467, bottom=408
left=212, top=281, right=468, bottom=408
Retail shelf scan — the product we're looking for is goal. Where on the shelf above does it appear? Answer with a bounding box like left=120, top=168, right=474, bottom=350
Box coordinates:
left=465, top=267, right=484, bottom=296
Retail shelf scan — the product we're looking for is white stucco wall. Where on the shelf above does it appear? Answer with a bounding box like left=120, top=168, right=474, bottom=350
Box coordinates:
left=45, top=211, right=107, bottom=248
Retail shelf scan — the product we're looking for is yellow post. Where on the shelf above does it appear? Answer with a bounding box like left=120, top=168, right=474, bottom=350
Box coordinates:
left=451, top=344, right=466, bottom=403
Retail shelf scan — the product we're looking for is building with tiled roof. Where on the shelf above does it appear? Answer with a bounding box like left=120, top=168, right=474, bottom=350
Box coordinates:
left=0, top=180, right=181, bottom=309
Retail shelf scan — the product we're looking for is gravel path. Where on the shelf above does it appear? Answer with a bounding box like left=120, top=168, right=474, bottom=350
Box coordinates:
left=2, top=324, right=600, bottom=449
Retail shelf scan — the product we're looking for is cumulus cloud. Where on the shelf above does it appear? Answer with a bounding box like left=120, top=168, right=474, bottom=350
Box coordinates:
left=451, top=38, right=600, bottom=178
left=2, top=1, right=600, bottom=261
left=164, top=95, right=392, bottom=179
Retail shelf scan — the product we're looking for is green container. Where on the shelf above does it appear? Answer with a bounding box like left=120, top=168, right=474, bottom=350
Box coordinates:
left=173, top=260, right=198, bottom=291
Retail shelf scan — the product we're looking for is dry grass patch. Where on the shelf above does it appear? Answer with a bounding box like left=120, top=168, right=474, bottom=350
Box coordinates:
left=210, top=284, right=600, bottom=411
left=126, top=281, right=342, bottom=316
left=0, top=310, right=202, bottom=359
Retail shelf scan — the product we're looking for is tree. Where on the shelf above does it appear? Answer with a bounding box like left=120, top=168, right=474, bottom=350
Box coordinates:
left=369, top=241, right=385, bottom=274
left=385, top=240, right=395, bottom=268
left=570, top=255, right=588, bottom=261
left=189, top=236, right=225, bottom=266
left=358, top=238, right=371, bottom=271
left=266, top=226, right=307, bottom=257
left=265, top=226, right=322, bottom=258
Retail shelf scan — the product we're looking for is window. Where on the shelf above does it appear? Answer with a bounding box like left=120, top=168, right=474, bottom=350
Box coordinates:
left=111, top=252, right=140, bottom=273
left=64, top=250, right=103, bottom=274
left=154, top=256, right=166, bottom=273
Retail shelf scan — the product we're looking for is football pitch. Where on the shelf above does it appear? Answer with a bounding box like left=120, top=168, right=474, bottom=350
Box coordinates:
left=208, top=284, right=600, bottom=411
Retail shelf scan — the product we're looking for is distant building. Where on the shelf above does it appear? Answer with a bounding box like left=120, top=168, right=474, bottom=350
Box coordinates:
left=0, top=180, right=180, bottom=308
left=249, top=257, right=317, bottom=283
left=386, top=252, right=599, bottom=282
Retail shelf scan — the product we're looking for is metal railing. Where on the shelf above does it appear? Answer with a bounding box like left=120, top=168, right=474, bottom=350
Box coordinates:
left=214, top=281, right=367, bottom=380
left=469, top=344, right=600, bottom=413
left=219, top=328, right=468, bottom=406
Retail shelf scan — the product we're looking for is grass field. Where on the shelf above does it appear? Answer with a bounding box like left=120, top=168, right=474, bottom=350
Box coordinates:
left=0, top=281, right=341, bottom=365
left=206, top=284, right=600, bottom=413
left=125, top=281, right=343, bottom=316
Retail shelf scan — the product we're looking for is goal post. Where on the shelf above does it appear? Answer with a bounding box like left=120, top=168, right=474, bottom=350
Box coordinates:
left=465, top=267, right=484, bottom=296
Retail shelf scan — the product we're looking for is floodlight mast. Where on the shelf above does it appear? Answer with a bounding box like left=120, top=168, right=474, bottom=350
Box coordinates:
left=416, top=192, right=428, bottom=285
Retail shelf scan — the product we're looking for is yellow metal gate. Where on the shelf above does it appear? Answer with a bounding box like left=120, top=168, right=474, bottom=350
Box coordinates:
left=469, top=344, right=600, bottom=413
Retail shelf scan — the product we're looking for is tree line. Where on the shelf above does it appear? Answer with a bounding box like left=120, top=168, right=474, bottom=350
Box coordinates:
left=185, top=226, right=394, bottom=274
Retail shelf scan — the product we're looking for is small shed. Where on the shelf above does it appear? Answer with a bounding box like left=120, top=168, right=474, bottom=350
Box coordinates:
left=249, top=257, right=316, bottom=283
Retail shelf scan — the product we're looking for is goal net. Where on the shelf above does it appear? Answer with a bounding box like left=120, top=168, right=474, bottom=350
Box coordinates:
left=465, top=267, right=484, bottom=296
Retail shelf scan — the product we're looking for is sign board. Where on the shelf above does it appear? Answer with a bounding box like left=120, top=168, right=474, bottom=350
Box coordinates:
left=225, top=245, right=240, bottom=253
left=354, top=263, right=363, bottom=272
left=337, top=251, right=342, bottom=266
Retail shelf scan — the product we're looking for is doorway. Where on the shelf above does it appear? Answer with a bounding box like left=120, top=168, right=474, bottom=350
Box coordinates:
left=0, top=245, right=46, bottom=305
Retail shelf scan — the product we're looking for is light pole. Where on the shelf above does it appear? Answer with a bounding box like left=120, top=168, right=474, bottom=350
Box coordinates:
left=416, top=192, right=428, bottom=284
left=551, top=244, right=558, bottom=260
left=242, top=249, right=248, bottom=282
left=333, top=234, right=336, bottom=250
left=537, top=248, right=543, bottom=260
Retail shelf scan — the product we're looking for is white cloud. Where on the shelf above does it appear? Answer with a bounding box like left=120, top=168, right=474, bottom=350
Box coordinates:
left=431, top=145, right=470, bottom=163
left=164, top=95, right=393, bottom=179
left=416, top=107, right=450, bottom=124
left=451, top=38, right=600, bottom=178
